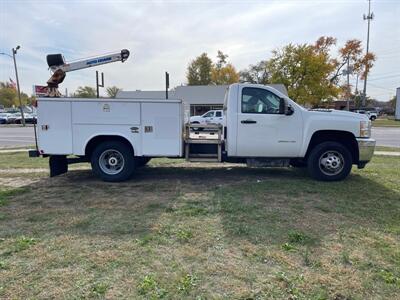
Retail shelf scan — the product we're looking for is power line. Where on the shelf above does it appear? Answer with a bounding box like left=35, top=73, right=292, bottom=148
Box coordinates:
left=368, top=82, right=396, bottom=91
left=369, top=74, right=400, bottom=81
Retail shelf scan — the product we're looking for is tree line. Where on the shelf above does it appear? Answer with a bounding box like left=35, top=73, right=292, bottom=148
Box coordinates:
left=0, top=82, right=35, bottom=107
left=0, top=84, right=122, bottom=107
left=186, top=36, right=378, bottom=107
left=0, top=36, right=385, bottom=108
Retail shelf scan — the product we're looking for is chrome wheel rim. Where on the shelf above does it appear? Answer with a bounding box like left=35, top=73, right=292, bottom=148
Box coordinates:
left=99, top=149, right=125, bottom=175
left=319, top=150, right=344, bottom=176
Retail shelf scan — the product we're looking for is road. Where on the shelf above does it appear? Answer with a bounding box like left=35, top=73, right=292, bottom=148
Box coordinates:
left=0, top=125, right=399, bottom=148
left=371, top=127, right=400, bottom=148
left=0, top=126, right=36, bottom=148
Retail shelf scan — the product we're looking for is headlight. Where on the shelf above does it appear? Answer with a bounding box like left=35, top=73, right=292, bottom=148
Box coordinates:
left=360, top=120, right=371, bottom=137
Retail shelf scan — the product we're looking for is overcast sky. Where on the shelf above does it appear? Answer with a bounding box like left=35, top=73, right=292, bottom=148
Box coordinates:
left=1, top=0, right=399, bottom=101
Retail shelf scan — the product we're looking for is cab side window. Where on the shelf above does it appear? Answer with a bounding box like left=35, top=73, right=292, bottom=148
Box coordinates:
left=241, top=87, right=281, bottom=114
left=215, top=111, right=222, bottom=117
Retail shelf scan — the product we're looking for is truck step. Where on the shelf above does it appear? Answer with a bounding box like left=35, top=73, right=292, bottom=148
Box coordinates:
left=188, top=158, right=220, bottom=162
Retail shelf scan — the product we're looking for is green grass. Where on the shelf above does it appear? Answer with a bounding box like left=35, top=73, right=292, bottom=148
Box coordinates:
left=373, top=118, right=400, bottom=127
left=0, top=155, right=399, bottom=299
left=375, top=146, right=400, bottom=152
left=0, top=151, right=49, bottom=169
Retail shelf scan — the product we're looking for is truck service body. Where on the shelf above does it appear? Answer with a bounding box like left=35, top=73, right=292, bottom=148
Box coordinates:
left=30, top=83, right=375, bottom=182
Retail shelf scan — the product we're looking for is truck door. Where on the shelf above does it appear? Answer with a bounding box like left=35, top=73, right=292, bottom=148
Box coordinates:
left=215, top=110, right=223, bottom=125
left=203, top=111, right=215, bottom=124
left=236, top=87, right=303, bottom=157
left=141, top=102, right=182, bottom=156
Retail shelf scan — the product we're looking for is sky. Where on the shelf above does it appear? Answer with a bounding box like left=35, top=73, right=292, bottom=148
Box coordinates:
left=0, top=0, right=399, bottom=101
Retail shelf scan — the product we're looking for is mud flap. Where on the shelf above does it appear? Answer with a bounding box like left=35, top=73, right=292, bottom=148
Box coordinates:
left=49, top=155, right=68, bottom=177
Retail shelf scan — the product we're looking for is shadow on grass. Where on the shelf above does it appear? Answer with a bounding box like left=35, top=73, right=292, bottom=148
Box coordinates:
left=0, top=165, right=399, bottom=248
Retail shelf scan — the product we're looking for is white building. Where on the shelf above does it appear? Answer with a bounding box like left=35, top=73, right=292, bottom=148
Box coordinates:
left=117, top=84, right=288, bottom=116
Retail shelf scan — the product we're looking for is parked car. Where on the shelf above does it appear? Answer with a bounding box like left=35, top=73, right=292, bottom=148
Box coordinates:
left=354, top=110, right=377, bottom=121
left=14, top=113, right=37, bottom=124
left=189, top=110, right=224, bottom=127
left=0, top=113, right=11, bottom=124
left=6, top=113, right=20, bottom=124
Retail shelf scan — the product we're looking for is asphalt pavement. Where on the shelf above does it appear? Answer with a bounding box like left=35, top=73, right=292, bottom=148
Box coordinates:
left=371, top=127, right=400, bottom=148
left=0, top=126, right=36, bottom=148
left=0, top=125, right=399, bottom=148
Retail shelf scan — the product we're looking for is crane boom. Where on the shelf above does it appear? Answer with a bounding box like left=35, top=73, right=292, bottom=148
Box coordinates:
left=45, top=49, right=130, bottom=97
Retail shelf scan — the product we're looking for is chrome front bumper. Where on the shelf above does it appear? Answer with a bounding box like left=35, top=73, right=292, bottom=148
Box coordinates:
left=356, top=137, right=376, bottom=168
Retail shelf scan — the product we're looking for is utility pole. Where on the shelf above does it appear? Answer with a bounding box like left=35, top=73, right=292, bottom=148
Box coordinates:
left=165, top=72, right=169, bottom=99
left=361, top=0, right=374, bottom=107
left=4, top=46, right=26, bottom=126
left=346, top=59, right=351, bottom=111
left=96, top=71, right=104, bottom=98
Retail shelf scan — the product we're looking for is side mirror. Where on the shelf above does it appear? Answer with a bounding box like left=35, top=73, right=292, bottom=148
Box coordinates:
left=279, top=98, right=293, bottom=115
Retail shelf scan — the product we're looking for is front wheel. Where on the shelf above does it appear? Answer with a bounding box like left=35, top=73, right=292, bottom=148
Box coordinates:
left=91, top=141, right=135, bottom=182
left=307, top=142, right=352, bottom=181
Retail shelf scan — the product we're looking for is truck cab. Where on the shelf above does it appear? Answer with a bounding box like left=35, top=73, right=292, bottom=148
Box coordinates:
left=223, top=83, right=375, bottom=180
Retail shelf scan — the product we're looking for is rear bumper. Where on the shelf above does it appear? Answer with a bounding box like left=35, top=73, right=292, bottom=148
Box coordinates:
left=356, top=137, right=376, bottom=168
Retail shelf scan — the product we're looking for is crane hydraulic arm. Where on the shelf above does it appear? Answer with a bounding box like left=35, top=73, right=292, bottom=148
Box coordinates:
left=45, top=49, right=130, bottom=97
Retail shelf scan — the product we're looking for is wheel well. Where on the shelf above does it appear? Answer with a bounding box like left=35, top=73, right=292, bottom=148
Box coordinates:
left=306, top=130, right=359, bottom=163
left=85, top=135, right=134, bottom=158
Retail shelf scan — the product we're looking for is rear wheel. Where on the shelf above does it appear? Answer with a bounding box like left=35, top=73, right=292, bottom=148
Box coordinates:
left=91, top=141, right=135, bottom=182
left=307, top=141, right=352, bottom=181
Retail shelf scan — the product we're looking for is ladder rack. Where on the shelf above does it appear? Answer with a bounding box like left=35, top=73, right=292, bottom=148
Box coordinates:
left=184, top=124, right=223, bottom=162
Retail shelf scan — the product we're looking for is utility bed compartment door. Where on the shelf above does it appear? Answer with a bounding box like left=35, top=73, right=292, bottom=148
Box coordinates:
left=38, top=101, right=72, bottom=154
left=141, top=102, right=181, bottom=156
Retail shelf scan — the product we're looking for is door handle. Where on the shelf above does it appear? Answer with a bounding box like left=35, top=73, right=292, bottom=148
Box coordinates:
left=241, top=119, right=257, bottom=124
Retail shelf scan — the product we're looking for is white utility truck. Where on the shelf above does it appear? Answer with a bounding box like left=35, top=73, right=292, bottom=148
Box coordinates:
left=190, top=110, right=224, bottom=126
left=30, top=83, right=375, bottom=182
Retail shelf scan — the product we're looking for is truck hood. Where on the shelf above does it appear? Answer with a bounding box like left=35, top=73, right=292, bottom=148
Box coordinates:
left=307, top=109, right=369, bottom=121
left=190, top=116, right=202, bottom=121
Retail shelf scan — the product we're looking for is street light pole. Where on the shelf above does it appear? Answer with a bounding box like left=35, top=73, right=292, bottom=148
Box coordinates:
left=12, top=46, right=25, bottom=126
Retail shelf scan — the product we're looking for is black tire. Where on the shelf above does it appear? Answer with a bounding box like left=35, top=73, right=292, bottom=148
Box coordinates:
left=370, top=116, right=376, bottom=121
left=90, top=140, right=135, bottom=182
left=136, top=157, right=151, bottom=168
left=307, top=141, right=352, bottom=181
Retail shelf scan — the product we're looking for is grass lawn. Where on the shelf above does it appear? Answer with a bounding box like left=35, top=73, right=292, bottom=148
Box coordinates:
left=375, top=146, right=400, bottom=152
left=0, top=154, right=399, bottom=299
left=373, top=118, right=400, bottom=127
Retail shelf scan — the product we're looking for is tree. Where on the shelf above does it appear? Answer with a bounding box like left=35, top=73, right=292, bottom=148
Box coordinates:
left=106, top=86, right=121, bottom=98
left=211, top=51, right=239, bottom=85
left=239, top=60, right=270, bottom=84
left=0, top=81, right=31, bottom=107
left=0, top=83, right=17, bottom=107
left=187, top=53, right=213, bottom=85
left=389, top=95, right=396, bottom=110
left=328, top=38, right=376, bottom=98
left=267, top=43, right=339, bottom=106
left=73, top=86, right=96, bottom=98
